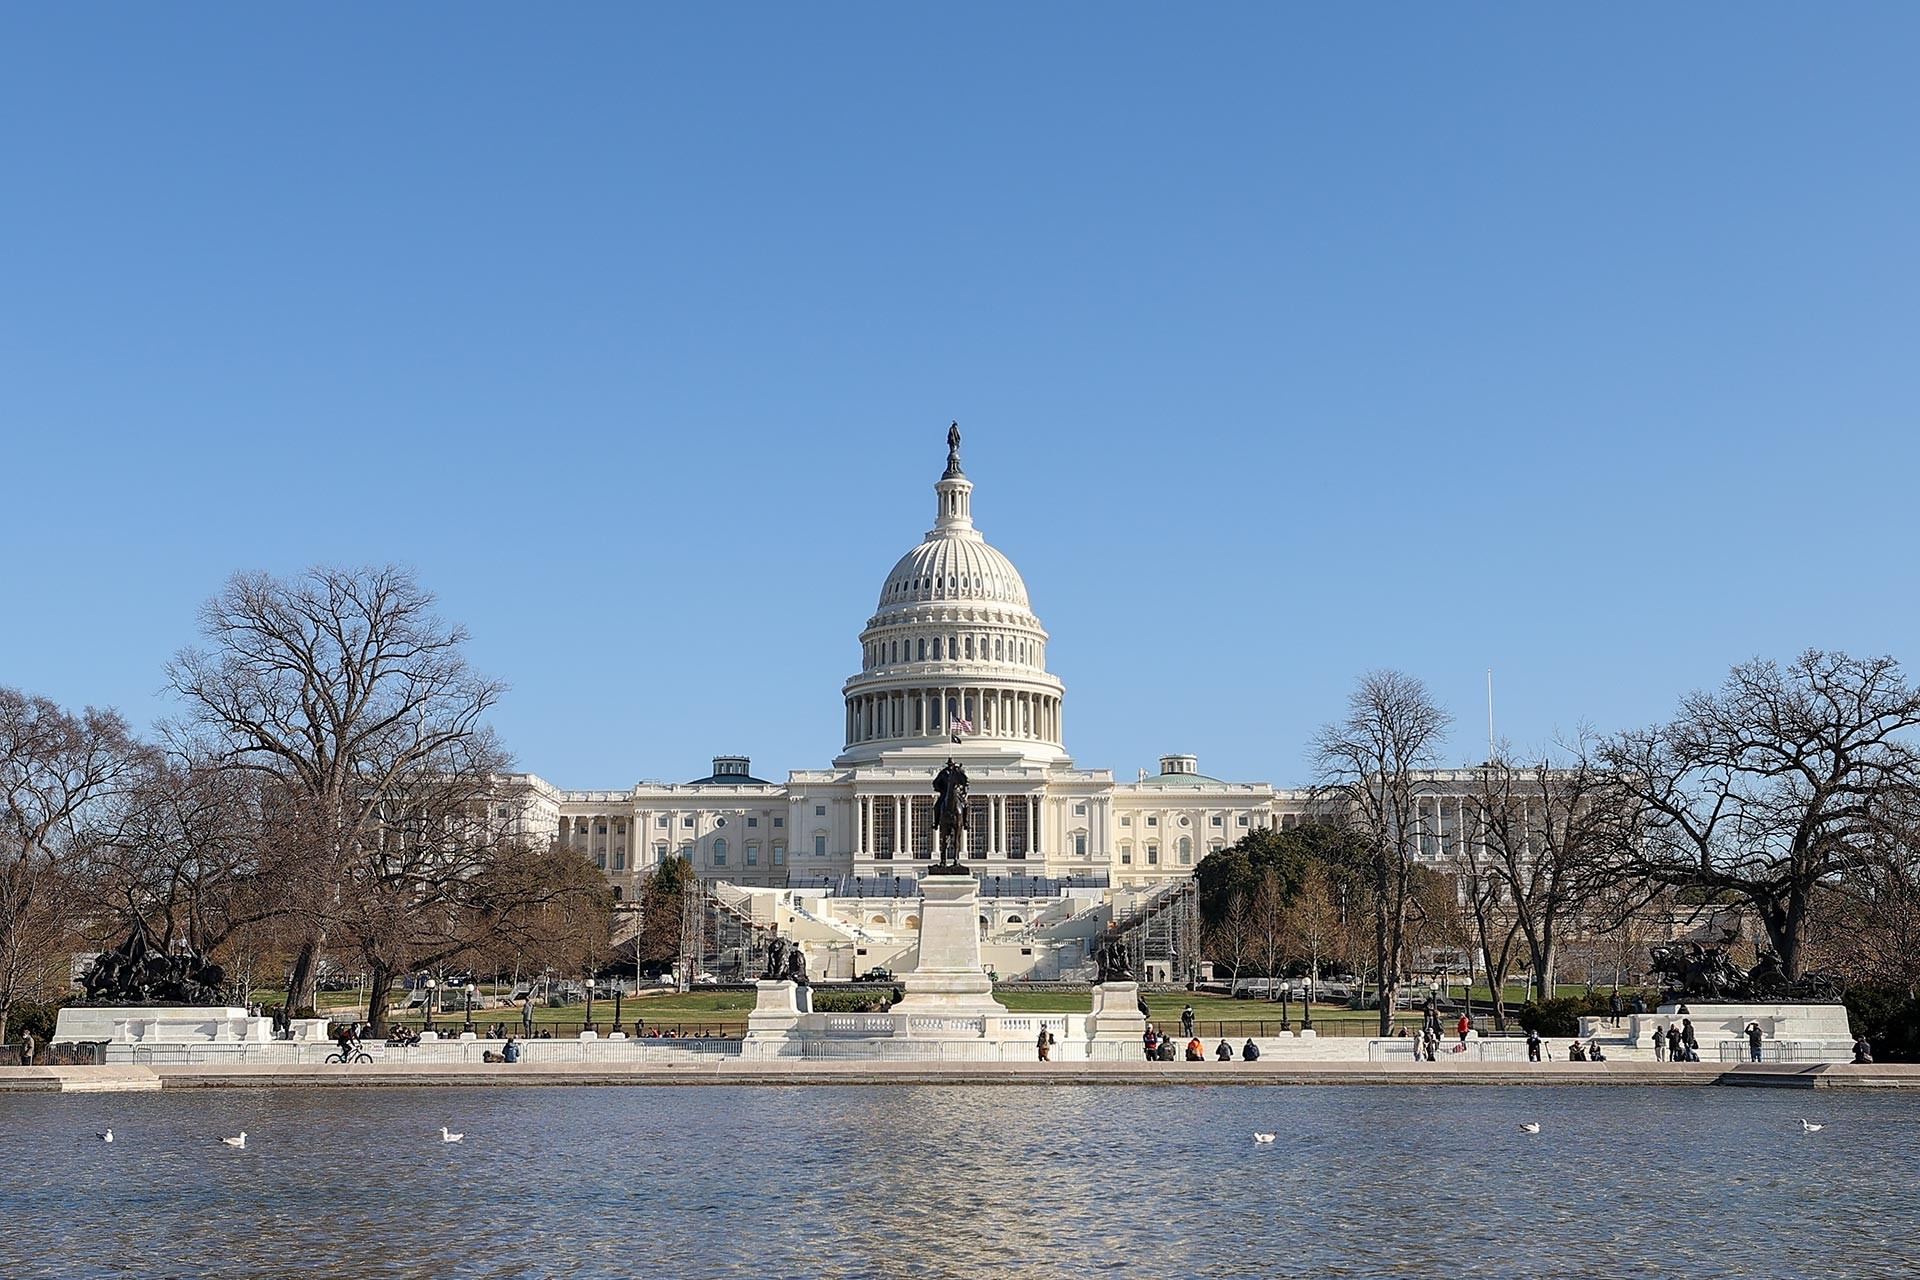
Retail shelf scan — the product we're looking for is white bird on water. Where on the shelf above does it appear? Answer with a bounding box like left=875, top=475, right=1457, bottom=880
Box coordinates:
left=1519, top=1123, right=1541, bottom=1135
left=441, top=1127, right=464, bottom=1144
left=1799, top=1119, right=1825, bottom=1133
left=220, top=1132, right=246, bottom=1148
left=1252, top=1133, right=1275, bottom=1144
left=98, top=1128, right=113, bottom=1143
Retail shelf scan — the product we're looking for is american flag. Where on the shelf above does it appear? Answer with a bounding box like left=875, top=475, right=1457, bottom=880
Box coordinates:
left=949, top=717, right=973, bottom=736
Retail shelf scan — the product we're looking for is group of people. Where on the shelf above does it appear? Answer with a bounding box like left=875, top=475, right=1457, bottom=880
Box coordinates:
left=1646, top=1018, right=1703, bottom=1062
left=1521, top=1028, right=1611, bottom=1062
left=1138, top=1026, right=1262, bottom=1062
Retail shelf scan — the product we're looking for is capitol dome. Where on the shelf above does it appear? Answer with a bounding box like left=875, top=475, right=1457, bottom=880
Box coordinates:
left=836, top=426, right=1066, bottom=767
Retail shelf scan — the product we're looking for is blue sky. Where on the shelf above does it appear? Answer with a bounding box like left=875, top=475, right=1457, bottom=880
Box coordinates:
left=4, top=7, right=1917, bottom=788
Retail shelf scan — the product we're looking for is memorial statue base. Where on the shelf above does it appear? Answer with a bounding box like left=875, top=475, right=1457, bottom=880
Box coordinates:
left=893, top=874, right=1007, bottom=1019
left=53, top=1006, right=277, bottom=1047
left=1087, top=981, right=1149, bottom=1043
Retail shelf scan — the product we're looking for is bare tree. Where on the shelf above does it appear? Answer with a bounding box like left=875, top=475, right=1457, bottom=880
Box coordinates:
left=1250, top=870, right=1290, bottom=994
left=1203, top=887, right=1256, bottom=987
left=1469, top=740, right=1636, bottom=1001
left=1602, top=651, right=1920, bottom=979
left=1286, top=861, right=1343, bottom=984
left=166, top=566, right=506, bottom=1008
left=0, top=689, right=142, bottom=1043
left=1448, top=796, right=1523, bottom=1028
left=1315, top=670, right=1451, bottom=1036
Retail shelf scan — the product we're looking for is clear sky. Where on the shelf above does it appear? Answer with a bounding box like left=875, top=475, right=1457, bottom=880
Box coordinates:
left=4, top=7, right=1917, bottom=788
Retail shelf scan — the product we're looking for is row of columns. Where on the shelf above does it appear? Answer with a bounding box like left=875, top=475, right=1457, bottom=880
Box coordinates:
left=845, top=686, right=1062, bottom=746
left=854, top=793, right=1044, bottom=859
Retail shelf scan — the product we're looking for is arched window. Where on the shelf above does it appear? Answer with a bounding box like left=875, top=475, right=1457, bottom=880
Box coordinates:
left=965, top=636, right=974, bottom=659
left=995, top=637, right=1003, bottom=659
left=1119, top=844, right=1133, bottom=865
left=712, top=838, right=726, bottom=866
left=1178, top=837, right=1192, bottom=865
left=612, top=886, right=623, bottom=902
left=918, top=638, right=927, bottom=661
left=1146, top=844, right=1159, bottom=865
left=934, top=638, right=943, bottom=659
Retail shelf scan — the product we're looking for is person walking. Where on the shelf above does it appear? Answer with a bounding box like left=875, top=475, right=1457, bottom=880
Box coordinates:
left=1180, top=1005, right=1195, bottom=1039
left=1036, top=1027, right=1052, bottom=1062
left=1745, top=1021, right=1764, bottom=1064
left=1651, top=1024, right=1667, bottom=1062
left=1456, top=1011, right=1472, bottom=1045
left=1681, top=1018, right=1699, bottom=1062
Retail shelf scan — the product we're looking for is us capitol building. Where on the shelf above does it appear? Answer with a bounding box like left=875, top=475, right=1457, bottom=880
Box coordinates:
left=500, top=429, right=1421, bottom=977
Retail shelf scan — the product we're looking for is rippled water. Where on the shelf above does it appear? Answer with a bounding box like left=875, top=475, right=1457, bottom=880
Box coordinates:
left=4, top=1084, right=1916, bottom=1279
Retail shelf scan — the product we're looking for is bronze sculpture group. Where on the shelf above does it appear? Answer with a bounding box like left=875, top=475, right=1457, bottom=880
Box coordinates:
left=80, top=917, right=226, bottom=1006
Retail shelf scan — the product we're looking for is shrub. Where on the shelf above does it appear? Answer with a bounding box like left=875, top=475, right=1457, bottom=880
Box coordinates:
left=1515, top=994, right=1615, bottom=1037
left=8, top=1000, right=66, bottom=1044
left=1843, top=986, right=1920, bottom=1063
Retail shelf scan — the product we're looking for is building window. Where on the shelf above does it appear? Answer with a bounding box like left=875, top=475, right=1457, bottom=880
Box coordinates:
left=815, top=805, right=826, bottom=817
left=655, top=844, right=668, bottom=864
left=934, top=638, right=943, bottom=659
left=597, top=824, right=607, bottom=835
left=1238, top=816, right=1249, bottom=827
left=680, top=843, right=692, bottom=860
left=1211, top=816, right=1222, bottom=827
left=1120, top=817, right=1131, bottom=827
left=748, top=817, right=758, bottom=828
left=746, top=843, right=759, bottom=866
left=1074, top=834, right=1087, bottom=857
left=682, top=816, right=694, bottom=828
left=596, top=852, right=607, bottom=869
left=612, top=886, right=623, bottom=902
left=713, top=838, right=727, bottom=866
left=1146, top=845, right=1159, bottom=865
left=1119, top=845, right=1132, bottom=865
left=657, top=816, right=668, bottom=828
left=814, top=834, right=827, bottom=857
left=1074, top=803, right=1086, bottom=815
left=773, top=843, right=786, bottom=865
left=918, top=639, right=927, bottom=661
left=774, top=817, right=784, bottom=828
left=1178, top=838, right=1191, bottom=865
left=497, top=806, right=509, bottom=819
left=1146, top=817, right=1158, bottom=827
left=616, top=822, right=625, bottom=834
left=614, top=848, right=626, bottom=871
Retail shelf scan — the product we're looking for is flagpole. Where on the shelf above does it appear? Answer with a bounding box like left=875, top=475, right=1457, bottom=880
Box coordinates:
left=1486, top=668, right=1495, bottom=765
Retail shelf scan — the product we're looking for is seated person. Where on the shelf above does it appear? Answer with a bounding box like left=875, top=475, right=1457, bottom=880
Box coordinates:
left=1184, top=1038, right=1204, bottom=1062
left=1242, top=1038, right=1260, bottom=1061
left=1215, top=1039, right=1233, bottom=1061
left=502, top=1037, right=521, bottom=1063
left=1568, top=1040, right=1587, bottom=1062
left=1586, top=1039, right=1607, bottom=1062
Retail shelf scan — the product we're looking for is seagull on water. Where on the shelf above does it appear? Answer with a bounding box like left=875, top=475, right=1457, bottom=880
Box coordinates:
left=1252, top=1133, right=1275, bottom=1144
left=1519, top=1123, right=1541, bottom=1134
left=1799, top=1119, right=1825, bottom=1133
left=441, top=1127, right=464, bottom=1144
left=98, top=1128, right=113, bottom=1143
left=220, top=1132, right=247, bottom=1148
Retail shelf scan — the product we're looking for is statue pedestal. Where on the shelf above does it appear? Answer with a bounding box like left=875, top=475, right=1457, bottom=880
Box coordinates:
left=894, top=874, right=1006, bottom=1018
left=1592, top=1002, right=1856, bottom=1061
left=1088, top=982, right=1148, bottom=1043
left=53, top=1006, right=276, bottom=1047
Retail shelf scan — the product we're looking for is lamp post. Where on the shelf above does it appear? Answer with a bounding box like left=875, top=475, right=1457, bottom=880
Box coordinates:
left=613, top=987, right=624, bottom=1034
left=1279, top=981, right=1292, bottom=1032
left=1302, top=975, right=1315, bottom=1031
left=464, top=982, right=477, bottom=1035
left=423, top=978, right=436, bottom=1034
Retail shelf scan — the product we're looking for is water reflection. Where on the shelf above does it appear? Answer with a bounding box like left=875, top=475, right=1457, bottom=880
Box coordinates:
left=4, top=1085, right=1915, bottom=1279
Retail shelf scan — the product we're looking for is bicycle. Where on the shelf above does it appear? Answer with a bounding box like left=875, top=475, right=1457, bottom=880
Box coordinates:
left=324, top=1042, right=373, bottom=1065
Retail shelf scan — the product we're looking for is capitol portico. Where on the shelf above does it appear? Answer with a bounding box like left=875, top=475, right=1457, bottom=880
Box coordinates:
left=502, top=428, right=1293, bottom=920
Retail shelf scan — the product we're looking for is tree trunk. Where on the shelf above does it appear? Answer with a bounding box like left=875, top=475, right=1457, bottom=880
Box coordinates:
left=286, top=931, right=322, bottom=1012
left=366, top=962, right=394, bottom=1036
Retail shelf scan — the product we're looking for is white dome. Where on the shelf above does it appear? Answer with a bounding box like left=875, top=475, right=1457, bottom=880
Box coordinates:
left=878, top=536, right=1030, bottom=611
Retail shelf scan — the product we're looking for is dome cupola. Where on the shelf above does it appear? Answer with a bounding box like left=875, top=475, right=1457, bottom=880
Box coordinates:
left=837, top=424, right=1067, bottom=766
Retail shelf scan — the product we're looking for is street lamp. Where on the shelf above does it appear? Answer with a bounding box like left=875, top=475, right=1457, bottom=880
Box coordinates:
left=1302, top=975, right=1315, bottom=1031
left=1279, top=981, right=1292, bottom=1032
left=463, top=981, right=477, bottom=1035
left=423, top=978, right=437, bottom=1034
left=613, top=985, right=624, bottom=1034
